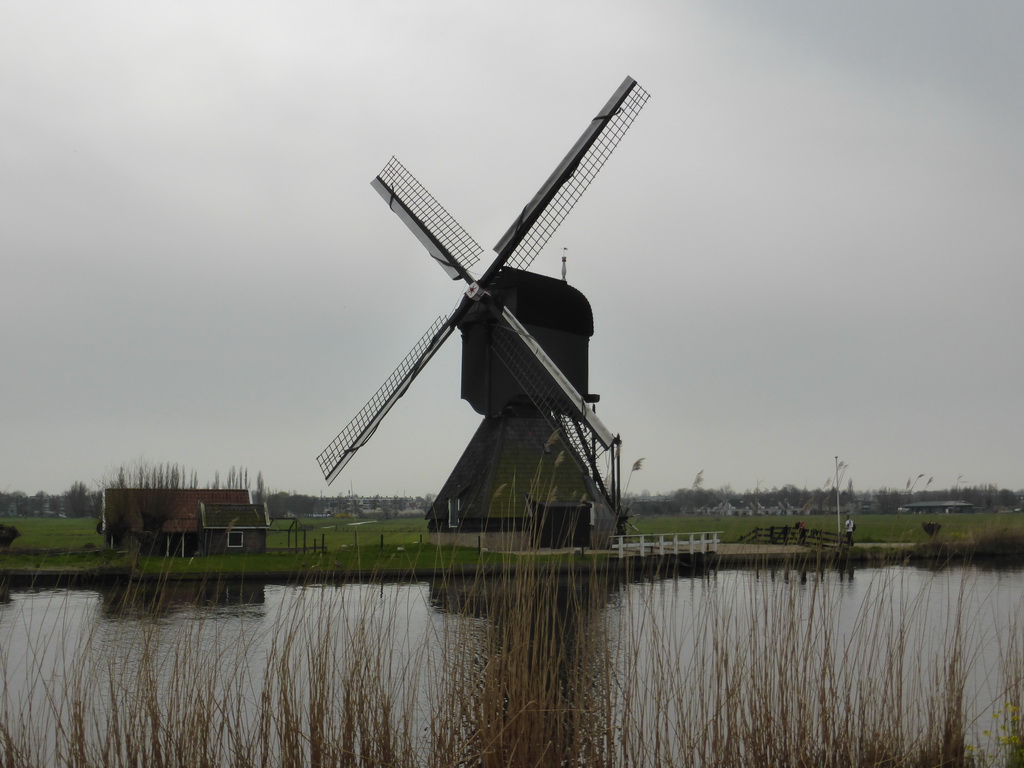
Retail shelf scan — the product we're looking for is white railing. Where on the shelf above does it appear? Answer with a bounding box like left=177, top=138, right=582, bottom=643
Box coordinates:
left=611, top=532, right=722, bottom=558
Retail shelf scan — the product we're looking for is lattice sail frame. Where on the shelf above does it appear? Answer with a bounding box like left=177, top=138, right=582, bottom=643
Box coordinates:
left=491, top=78, right=650, bottom=276
left=372, top=158, right=484, bottom=280
left=490, top=323, right=617, bottom=503
left=316, top=315, right=453, bottom=484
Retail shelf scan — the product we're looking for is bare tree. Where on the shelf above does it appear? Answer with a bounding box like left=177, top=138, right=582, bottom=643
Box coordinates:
left=255, top=472, right=266, bottom=504
left=64, top=481, right=94, bottom=518
left=101, top=460, right=189, bottom=551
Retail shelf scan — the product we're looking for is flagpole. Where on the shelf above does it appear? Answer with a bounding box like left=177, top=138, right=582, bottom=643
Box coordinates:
left=835, top=456, right=841, bottom=545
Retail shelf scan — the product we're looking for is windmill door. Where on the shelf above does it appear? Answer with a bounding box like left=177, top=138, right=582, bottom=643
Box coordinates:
left=534, top=502, right=591, bottom=549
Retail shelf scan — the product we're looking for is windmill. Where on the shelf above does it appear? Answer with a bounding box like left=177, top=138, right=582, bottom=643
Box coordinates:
left=318, top=76, right=649, bottom=548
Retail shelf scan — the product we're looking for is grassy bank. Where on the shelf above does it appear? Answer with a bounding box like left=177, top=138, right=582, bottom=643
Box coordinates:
left=2, top=513, right=1022, bottom=577
left=0, top=515, right=433, bottom=551
left=7, top=512, right=1023, bottom=549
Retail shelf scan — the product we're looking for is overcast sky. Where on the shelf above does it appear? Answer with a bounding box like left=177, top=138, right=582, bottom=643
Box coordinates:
left=3, top=1, right=1022, bottom=498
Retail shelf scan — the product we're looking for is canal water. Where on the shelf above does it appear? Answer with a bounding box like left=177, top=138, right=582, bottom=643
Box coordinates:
left=2, top=562, right=1023, bottom=764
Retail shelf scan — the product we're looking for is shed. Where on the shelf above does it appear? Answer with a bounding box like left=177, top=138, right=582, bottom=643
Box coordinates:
left=198, top=502, right=271, bottom=554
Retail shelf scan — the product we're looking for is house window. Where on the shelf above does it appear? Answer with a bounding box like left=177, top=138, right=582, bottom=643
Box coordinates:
left=227, top=530, right=243, bottom=548
left=448, top=498, right=460, bottom=529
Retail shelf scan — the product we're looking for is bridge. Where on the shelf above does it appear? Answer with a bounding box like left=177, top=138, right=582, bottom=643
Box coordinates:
left=611, top=531, right=721, bottom=558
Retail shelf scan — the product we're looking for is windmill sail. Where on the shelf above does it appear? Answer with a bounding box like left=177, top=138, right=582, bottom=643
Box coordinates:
left=372, top=157, right=483, bottom=281
left=495, top=307, right=613, bottom=448
left=489, top=316, right=616, bottom=499
left=317, top=315, right=455, bottom=484
left=488, top=76, right=650, bottom=278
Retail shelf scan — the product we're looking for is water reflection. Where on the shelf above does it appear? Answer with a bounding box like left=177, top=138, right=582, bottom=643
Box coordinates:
left=425, top=569, right=619, bottom=765
left=427, top=570, right=615, bottom=615
left=738, top=559, right=859, bottom=585
left=98, top=579, right=268, bottom=618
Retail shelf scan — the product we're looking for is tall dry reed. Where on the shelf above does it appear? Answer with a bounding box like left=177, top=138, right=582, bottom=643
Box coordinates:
left=0, top=557, right=1017, bottom=767
left=598, top=559, right=984, bottom=767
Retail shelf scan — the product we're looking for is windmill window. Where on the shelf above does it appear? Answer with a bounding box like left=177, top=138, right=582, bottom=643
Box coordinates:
left=227, top=531, right=243, bottom=548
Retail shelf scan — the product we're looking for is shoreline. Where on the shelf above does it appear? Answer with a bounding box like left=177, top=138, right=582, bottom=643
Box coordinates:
left=2, top=541, right=1019, bottom=589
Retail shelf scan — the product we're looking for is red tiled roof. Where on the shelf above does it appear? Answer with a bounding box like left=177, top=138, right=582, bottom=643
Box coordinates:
left=104, top=488, right=251, bottom=534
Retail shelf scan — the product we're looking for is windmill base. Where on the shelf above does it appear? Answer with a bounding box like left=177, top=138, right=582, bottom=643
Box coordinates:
left=427, top=409, right=618, bottom=550
left=429, top=501, right=594, bottom=551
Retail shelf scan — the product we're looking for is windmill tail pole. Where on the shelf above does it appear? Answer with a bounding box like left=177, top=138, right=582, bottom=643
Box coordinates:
left=613, top=436, right=623, bottom=517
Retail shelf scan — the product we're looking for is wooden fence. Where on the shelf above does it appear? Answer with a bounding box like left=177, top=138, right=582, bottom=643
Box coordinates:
left=737, top=525, right=844, bottom=549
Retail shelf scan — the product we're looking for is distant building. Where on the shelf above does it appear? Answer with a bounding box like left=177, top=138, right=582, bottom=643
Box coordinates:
left=708, top=500, right=743, bottom=516
left=897, top=500, right=975, bottom=514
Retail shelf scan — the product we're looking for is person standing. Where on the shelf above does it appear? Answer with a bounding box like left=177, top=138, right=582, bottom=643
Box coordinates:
left=845, top=515, right=855, bottom=547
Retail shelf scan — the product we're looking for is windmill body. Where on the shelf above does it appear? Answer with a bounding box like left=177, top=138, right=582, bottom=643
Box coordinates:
left=460, top=268, right=592, bottom=418
left=435, top=267, right=608, bottom=546
left=317, top=76, right=649, bottom=549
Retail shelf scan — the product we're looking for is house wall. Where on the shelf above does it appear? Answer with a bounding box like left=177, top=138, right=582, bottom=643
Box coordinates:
left=204, top=529, right=267, bottom=555
left=162, top=532, right=199, bottom=557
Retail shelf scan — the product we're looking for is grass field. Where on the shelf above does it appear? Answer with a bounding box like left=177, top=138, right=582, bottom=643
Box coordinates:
left=0, top=515, right=433, bottom=551
left=0, top=515, right=593, bottom=574
left=1, top=512, right=1022, bottom=574
left=272, top=516, right=430, bottom=551
left=629, top=511, right=1024, bottom=545
left=0, top=515, right=105, bottom=549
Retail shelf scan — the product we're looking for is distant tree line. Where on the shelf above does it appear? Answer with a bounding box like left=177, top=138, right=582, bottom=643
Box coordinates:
left=0, top=459, right=427, bottom=522
left=3, top=461, right=1019, bottom=521
left=0, top=484, right=103, bottom=518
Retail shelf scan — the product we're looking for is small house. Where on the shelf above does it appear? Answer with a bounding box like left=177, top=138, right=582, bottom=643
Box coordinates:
left=102, top=488, right=251, bottom=555
left=198, top=502, right=271, bottom=555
